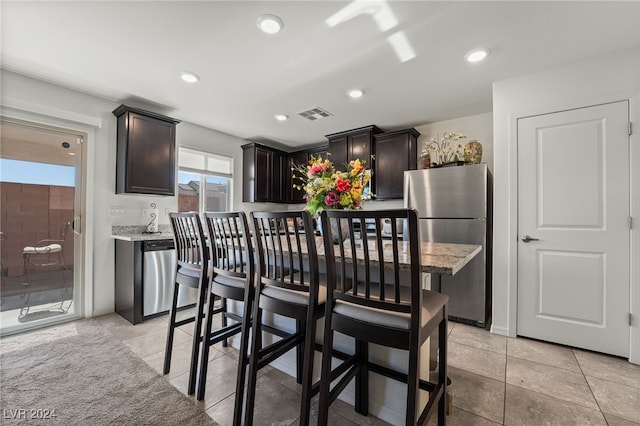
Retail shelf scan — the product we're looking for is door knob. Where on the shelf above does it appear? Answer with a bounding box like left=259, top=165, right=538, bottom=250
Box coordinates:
left=521, top=235, right=540, bottom=243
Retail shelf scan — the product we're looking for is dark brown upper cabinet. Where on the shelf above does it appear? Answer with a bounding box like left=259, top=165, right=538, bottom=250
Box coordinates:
left=325, top=125, right=382, bottom=171
left=373, top=128, right=420, bottom=200
left=271, top=150, right=288, bottom=204
left=242, top=142, right=289, bottom=203
left=113, top=105, right=180, bottom=196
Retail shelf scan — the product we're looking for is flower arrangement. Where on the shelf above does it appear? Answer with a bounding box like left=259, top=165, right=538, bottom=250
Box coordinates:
left=292, top=155, right=372, bottom=217
left=425, top=132, right=467, bottom=165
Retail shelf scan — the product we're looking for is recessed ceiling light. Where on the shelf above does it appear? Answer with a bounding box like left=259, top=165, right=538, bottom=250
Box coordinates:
left=274, top=114, right=289, bottom=121
left=465, top=49, right=489, bottom=63
left=257, top=14, right=284, bottom=34
left=181, top=71, right=200, bottom=83
left=348, top=89, right=364, bottom=99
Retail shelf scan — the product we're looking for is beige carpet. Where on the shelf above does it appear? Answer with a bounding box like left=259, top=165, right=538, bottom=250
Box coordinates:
left=0, top=320, right=218, bottom=425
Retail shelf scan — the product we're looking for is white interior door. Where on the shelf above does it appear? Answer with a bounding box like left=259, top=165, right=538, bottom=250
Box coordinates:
left=517, top=101, right=630, bottom=357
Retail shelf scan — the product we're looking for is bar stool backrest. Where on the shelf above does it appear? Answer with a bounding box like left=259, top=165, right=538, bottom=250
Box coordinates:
left=251, top=210, right=319, bottom=298
left=169, top=212, right=209, bottom=278
left=204, top=211, right=254, bottom=294
left=319, top=208, right=422, bottom=349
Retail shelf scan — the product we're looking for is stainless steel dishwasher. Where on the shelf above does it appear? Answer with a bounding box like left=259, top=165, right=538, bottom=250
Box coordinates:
left=142, top=239, right=197, bottom=317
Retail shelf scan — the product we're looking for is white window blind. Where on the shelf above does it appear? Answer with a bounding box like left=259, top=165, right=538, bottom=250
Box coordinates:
left=178, top=146, right=233, bottom=177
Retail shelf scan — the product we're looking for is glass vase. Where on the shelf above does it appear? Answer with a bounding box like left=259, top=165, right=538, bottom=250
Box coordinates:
left=318, top=216, right=350, bottom=244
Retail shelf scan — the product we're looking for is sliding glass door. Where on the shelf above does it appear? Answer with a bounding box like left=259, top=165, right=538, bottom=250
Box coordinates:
left=0, top=120, right=84, bottom=335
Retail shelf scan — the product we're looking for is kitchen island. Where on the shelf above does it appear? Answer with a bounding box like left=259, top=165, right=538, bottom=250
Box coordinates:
left=227, top=235, right=481, bottom=425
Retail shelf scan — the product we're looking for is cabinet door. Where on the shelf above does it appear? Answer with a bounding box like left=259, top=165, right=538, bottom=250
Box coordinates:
left=350, top=132, right=372, bottom=165
left=374, top=130, right=418, bottom=200
left=271, top=150, right=287, bottom=203
left=328, top=136, right=348, bottom=171
left=254, top=146, right=272, bottom=202
left=124, top=113, right=176, bottom=195
left=114, top=105, right=179, bottom=196
left=289, top=152, right=309, bottom=203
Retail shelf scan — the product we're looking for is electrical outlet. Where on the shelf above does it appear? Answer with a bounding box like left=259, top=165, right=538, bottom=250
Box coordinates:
left=109, top=206, right=125, bottom=217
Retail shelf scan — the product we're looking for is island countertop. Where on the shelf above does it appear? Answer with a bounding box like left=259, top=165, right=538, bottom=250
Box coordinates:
left=260, top=235, right=481, bottom=276
left=313, top=237, right=480, bottom=276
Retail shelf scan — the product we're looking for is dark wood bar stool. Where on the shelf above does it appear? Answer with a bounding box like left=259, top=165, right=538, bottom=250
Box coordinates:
left=198, top=211, right=255, bottom=413
left=317, top=209, right=449, bottom=426
left=164, top=212, right=210, bottom=396
left=241, top=210, right=324, bottom=426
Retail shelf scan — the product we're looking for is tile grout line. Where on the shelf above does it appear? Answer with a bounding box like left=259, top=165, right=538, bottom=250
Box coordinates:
left=503, top=338, right=616, bottom=424
left=505, top=377, right=609, bottom=416
left=571, top=348, right=611, bottom=425
left=502, top=347, right=588, bottom=375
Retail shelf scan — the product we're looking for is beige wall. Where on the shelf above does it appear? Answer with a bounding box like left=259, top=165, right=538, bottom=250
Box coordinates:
left=415, top=112, right=493, bottom=173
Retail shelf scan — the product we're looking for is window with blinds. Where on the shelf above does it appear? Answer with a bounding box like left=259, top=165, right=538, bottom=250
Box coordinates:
left=177, top=147, right=233, bottom=213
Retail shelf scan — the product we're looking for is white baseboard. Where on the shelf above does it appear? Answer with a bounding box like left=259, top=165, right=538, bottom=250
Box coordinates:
left=490, top=324, right=509, bottom=336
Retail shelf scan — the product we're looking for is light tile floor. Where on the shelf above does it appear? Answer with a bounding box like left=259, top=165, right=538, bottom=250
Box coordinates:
left=94, top=312, right=640, bottom=426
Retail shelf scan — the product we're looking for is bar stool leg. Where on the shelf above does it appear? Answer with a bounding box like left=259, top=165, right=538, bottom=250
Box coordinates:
left=295, top=319, right=303, bottom=384
left=298, top=317, right=318, bottom=426
left=221, top=297, right=229, bottom=347
left=197, top=287, right=217, bottom=400
left=232, top=295, right=253, bottom=426
left=243, top=303, right=263, bottom=426
left=163, top=282, right=180, bottom=375
left=188, top=279, right=208, bottom=395
left=354, top=339, right=369, bottom=416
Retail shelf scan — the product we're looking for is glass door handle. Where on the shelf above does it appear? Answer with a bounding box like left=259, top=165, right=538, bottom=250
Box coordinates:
left=72, top=216, right=81, bottom=235
left=521, top=235, right=539, bottom=243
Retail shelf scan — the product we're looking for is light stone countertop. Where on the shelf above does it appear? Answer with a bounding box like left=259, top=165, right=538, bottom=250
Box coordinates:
left=260, top=235, right=481, bottom=276
left=313, top=237, right=480, bottom=276
left=110, top=226, right=480, bottom=275
left=110, top=225, right=173, bottom=242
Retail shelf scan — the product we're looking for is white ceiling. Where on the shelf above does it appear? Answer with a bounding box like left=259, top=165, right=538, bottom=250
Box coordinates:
left=2, top=1, right=639, bottom=149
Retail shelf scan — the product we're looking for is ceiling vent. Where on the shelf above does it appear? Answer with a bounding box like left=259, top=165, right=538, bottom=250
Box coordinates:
left=297, top=106, right=333, bottom=121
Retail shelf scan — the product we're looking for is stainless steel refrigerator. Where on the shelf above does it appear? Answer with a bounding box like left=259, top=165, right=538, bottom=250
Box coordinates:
left=403, top=164, right=492, bottom=327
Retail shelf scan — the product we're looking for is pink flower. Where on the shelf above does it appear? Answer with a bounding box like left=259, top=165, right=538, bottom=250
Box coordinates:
left=324, top=192, right=340, bottom=206
left=309, top=164, right=326, bottom=176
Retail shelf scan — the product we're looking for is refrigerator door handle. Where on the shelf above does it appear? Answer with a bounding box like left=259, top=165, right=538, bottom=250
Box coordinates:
left=522, top=235, right=540, bottom=243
